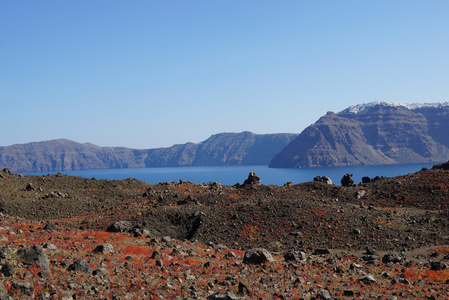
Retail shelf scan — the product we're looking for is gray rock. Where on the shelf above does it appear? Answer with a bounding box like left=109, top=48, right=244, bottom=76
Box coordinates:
left=316, top=289, right=332, bottom=299
left=243, top=248, right=274, bottom=264
left=16, top=245, right=50, bottom=269
left=107, top=221, right=133, bottom=233
left=313, top=176, right=333, bottom=185
left=0, top=245, right=13, bottom=261
left=93, top=267, right=109, bottom=277
left=207, top=290, right=239, bottom=300
left=93, top=243, right=114, bottom=254
left=382, top=253, right=403, bottom=264
left=162, top=236, right=172, bottom=243
left=68, top=259, right=93, bottom=273
left=357, top=274, right=377, bottom=284
left=43, top=223, right=56, bottom=230
left=349, top=263, right=363, bottom=270
left=224, top=252, right=237, bottom=259
left=42, top=243, right=58, bottom=251
left=284, top=249, right=306, bottom=262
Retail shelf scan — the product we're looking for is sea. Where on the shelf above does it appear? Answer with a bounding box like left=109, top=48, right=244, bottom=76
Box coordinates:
left=25, top=163, right=437, bottom=186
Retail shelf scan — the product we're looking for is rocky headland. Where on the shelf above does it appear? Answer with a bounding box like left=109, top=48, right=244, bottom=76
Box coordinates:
left=270, top=101, right=449, bottom=168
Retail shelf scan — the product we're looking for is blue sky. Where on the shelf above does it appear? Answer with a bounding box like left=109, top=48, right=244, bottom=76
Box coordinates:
left=2, top=1, right=448, bottom=149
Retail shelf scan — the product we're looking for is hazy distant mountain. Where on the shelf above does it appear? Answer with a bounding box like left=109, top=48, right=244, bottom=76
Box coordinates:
left=270, top=102, right=449, bottom=168
left=0, top=132, right=297, bottom=173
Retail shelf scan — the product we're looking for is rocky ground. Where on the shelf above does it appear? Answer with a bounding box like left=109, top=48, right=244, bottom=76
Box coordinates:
left=0, top=164, right=449, bottom=299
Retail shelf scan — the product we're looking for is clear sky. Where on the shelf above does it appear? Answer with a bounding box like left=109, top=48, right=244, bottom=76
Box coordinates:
left=1, top=1, right=448, bottom=149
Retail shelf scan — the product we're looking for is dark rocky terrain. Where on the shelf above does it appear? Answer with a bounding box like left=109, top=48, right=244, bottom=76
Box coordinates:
left=0, top=132, right=297, bottom=173
left=1, top=163, right=449, bottom=298
left=270, top=102, right=449, bottom=168
left=1, top=165, right=449, bottom=253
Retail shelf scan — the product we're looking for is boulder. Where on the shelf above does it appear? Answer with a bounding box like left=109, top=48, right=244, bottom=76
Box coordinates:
left=107, top=221, right=133, bottom=233
left=243, top=248, right=274, bottom=264
left=161, top=236, right=172, bottom=243
left=93, top=268, right=109, bottom=277
left=357, top=274, right=377, bottom=284
left=341, top=173, right=354, bottom=187
left=224, top=252, right=237, bottom=259
left=43, top=223, right=56, bottom=230
left=283, top=249, right=306, bottom=262
left=43, top=243, right=58, bottom=251
left=313, top=176, right=333, bottom=185
left=243, top=172, right=261, bottom=185
left=16, top=245, right=50, bottom=269
left=68, top=260, right=93, bottom=273
left=93, top=243, right=114, bottom=254
left=316, top=289, right=332, bottom=299
left=362, top=176, right=372, bottom=183
left=0, top=245, right=13, bottom=262
left=382, top=253, right=403, bottom=264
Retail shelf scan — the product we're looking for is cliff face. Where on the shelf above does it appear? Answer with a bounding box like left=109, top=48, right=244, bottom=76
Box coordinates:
left=0, top=139, right=148, bottom=173
left=0, top=132, right=297, bottom=173
left=270, top=102, right=449, bottom=168
left=145, top=131, right=298, bottom=167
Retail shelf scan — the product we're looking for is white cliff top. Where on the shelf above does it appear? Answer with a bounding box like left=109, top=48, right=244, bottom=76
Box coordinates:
left=344, top=101, right=449, bottom=114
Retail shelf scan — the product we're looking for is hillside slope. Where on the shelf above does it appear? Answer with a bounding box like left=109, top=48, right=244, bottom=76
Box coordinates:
left=270, top=102, right=449, bottom=168
left=0, top=132, right=297, bottom=173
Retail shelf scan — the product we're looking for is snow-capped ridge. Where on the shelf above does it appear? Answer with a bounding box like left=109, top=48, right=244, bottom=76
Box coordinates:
left=344, top=101, right=449, bottom=114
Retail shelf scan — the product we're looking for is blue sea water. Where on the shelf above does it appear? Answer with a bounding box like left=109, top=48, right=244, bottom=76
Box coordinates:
left=26, top=163, right=436, bottom=186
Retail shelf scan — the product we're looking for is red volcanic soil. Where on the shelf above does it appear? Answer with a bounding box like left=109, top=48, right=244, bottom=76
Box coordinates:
left=0, top=166, right=449, bottom=299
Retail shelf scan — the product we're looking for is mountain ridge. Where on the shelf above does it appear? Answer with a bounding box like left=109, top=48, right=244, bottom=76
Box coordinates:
left=0, top=132, right=297, bottom=173
left=270, top=101, right=449, bottom=168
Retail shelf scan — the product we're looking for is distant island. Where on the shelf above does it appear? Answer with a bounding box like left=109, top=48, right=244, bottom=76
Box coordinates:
left=0, top=132, right=297, bottom=173
left=2, top=101, right=449, bottom=173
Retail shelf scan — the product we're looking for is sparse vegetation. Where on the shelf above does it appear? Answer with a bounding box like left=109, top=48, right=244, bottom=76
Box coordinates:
left=0, top=167, right=449, bottom=298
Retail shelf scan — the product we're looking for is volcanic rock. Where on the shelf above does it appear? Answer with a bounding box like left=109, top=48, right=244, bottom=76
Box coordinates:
left=243, top=172, right=261, bottom=186
left=93, top=243, right=114, bottom=254
left=313, top=176, right=333, bottom=185
left=68, top=259, right=93, bottom=273
left=243, top=248, right=274, bottom=264
left=107, top=220, right=132, bottom=233
left=16, top=245, right=50, bottom=269
left=341, top=174, right=354, bottom=187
